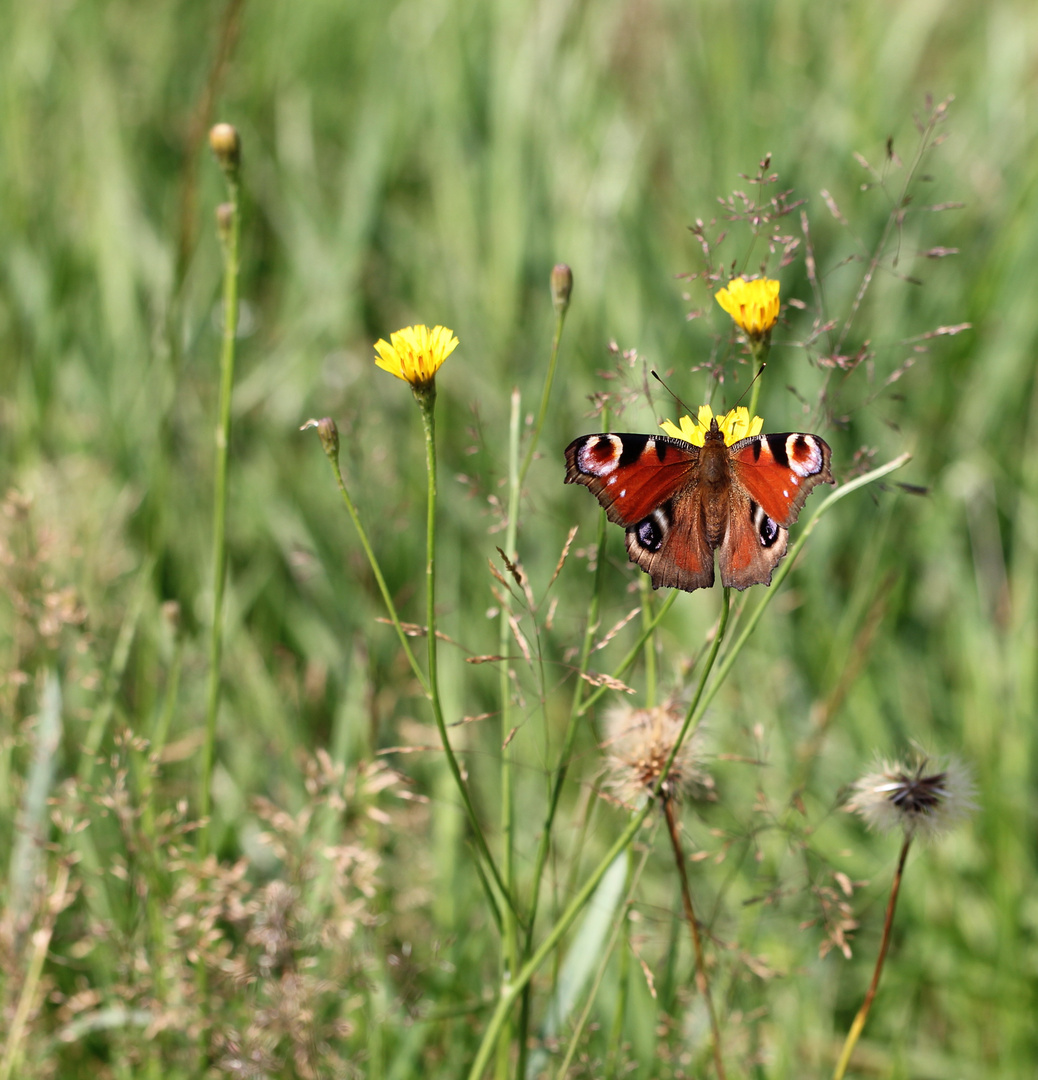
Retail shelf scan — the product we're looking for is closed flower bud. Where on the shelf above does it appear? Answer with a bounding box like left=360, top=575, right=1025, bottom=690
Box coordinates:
left=301, top=417, right=340, bottom=460
left=209, top=123, right=241, bottom=176
left=550, top=263, right=573, bottom=314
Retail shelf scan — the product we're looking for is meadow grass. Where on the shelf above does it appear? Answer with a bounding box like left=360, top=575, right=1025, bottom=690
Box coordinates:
left=1, top=0, right=1037, bottom=1077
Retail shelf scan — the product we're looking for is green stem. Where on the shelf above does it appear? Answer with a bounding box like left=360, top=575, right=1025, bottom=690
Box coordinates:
left=415, top=386, right=520, bottom=926
left=699, top=454, right=911, bottom=727
left=526, top=504, right=606, bottom=939
left=316, top=427, right=429, bottom=696
left=498, top=389, right=522, bottom=1080
left=467, top=592, right=732, bottom=1080
left=746, top=335, right=770, bottom=420
left=199, top=175, right=240, bottom=859
left=832, top=835, right=911, bottom=1080
left=525, top=402, right=615, bottom=943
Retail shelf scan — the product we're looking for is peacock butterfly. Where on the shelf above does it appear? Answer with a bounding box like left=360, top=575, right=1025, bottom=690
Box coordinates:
left=565, top=415, right=833, bottom=591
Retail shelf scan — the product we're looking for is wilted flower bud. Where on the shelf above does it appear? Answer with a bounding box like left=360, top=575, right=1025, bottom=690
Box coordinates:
left=301, top=417, right=340, bottom=460
left=550, top=263, right=573, bottom=314
left=209, top=123, right=241, bottom=177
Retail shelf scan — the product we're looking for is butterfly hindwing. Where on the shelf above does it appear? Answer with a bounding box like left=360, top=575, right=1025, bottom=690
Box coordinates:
left=565, top=433, right=715, bottom=591
left=716, top=487, right=790, bottom=590
left=623, top=491, right=716, bottom=591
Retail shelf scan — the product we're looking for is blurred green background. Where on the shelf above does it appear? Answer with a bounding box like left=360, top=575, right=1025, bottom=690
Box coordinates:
left=2, top=0, right=1037, bottom=1076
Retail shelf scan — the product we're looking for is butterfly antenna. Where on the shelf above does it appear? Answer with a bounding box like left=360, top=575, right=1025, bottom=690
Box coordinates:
left=651, top=370, right=695, bottom=417
left=652, top=365, right=766, bottom=418
left=730, top=363, right=767, bottom=410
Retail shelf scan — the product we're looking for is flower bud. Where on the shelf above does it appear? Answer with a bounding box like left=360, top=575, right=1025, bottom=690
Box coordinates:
left=550, top=263, right=573, bottom=314
left=301, top=417, right=340, bottom=460
left=209, top=123, right=241, bottom=177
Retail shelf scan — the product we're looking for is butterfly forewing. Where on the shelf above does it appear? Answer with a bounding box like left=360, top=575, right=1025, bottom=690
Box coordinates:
left=564, top=434, right=699, bottom=525
left=728, top=433, right=833, bottom=526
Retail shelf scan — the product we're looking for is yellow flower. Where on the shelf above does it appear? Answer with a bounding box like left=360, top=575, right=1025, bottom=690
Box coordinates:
left=715, top=277, right=780, bottom=338
left=374, top=324, right=458, bottom=388
left=660, top=404, right=763, bottom=446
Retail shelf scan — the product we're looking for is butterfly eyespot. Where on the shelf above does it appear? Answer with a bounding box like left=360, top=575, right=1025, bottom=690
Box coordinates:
left=786, top=434, right=824, bottom=478
left=749, top=501, right=781, bottom=549
left=758, top=514, right=780, bottom=548
left=576, top=435, right=623, bottom=477
left=633, top=507, right=669, bottom=553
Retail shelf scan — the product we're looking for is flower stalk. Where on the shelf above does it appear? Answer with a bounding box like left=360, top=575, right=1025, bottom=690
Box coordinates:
left=199, top=123, right=242, bottom=858
left=834, top=753, right=974, bottom=1077
left=662, top=797, right=726, bottom=1079
left=831, top=835, right=910, bottom=1080
left=414, top=379, right=518, bottom=923
left=302, top=418, right=427, bottom=695
left=363, top=325, right=516, bottom=921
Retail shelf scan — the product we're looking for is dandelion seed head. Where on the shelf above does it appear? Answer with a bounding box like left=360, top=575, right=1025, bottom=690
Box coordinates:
left=603, top=701, right=707, bottom=808
left=847, top=754, right=975, bottom=841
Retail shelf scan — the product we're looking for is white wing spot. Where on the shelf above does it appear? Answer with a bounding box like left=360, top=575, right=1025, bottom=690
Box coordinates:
left=578, top=434, right=623, bottom=476
left=782, top=489, right=789, bottom=498
left=786, top=434, right=823, bottom=478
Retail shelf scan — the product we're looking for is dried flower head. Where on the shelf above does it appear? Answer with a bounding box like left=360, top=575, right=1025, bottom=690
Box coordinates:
left=659, top=404, right=763, bottom=446
left=846, top=754, right=975, bottom=840
left=604, top=702, right=706, bottom=807
left=373, top=324, right=458, bottom=389
left=715, top=276, right=780, bottom=339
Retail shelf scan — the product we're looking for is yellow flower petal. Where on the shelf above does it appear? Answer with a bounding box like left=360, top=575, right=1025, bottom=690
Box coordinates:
left=714, top=277, right=780, bottom=338
left=660, top=404, right=764, bottom=447
left=374, top=324, right=459, bottom=388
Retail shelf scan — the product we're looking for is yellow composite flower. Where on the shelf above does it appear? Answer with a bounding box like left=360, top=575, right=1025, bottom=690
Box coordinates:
left=660, top=404, right=763, bottom=447
left=714, top=277, right=780, bottom=338
left=373, top=324, right=459, bottom=388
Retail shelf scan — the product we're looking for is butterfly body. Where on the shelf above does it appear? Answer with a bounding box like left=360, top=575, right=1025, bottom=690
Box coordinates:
left=565, top=419, right=833, bottom=592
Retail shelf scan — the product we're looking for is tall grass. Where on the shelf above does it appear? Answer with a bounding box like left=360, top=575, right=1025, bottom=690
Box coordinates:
left=1, top=0, right=1037, bottom=1076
